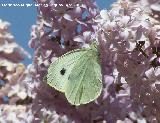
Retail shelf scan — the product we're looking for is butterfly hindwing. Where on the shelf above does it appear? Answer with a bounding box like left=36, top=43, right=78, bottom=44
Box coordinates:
left=65, top=50, right=102, bottom=105
left=47, top=49, right=89, bottom=92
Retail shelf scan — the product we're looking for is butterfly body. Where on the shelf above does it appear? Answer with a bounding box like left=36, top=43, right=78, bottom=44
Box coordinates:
left=47, top=43, right=102, bottom=105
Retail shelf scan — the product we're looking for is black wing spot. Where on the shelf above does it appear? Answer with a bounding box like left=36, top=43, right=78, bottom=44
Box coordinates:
left=60, top=68, right=66, bottom=75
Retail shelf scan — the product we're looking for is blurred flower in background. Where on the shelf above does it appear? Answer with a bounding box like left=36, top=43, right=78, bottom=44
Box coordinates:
left=0, top=19, right=34, bottom=122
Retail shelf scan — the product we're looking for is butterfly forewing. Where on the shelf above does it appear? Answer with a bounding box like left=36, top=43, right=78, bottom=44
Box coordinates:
left=47, top=49, right=89, bottom=92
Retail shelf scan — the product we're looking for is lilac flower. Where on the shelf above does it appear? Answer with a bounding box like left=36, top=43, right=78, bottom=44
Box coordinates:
left=0, top=19, right=34, bottom=122
left=131, top=0, right=160, bottom=20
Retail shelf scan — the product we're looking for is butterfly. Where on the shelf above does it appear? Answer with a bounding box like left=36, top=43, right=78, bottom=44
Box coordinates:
left=47, top=42, right=102, bottom=106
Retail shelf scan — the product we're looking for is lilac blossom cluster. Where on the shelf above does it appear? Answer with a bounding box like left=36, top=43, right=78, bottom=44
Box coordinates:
left=97, top=0, right=160, bottom=122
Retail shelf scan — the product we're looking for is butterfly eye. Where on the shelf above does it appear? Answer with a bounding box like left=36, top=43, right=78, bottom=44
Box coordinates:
left=60, top=68, right=66, bottom=75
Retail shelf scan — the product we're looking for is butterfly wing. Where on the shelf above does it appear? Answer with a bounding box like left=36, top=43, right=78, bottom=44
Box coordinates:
left=47, top=49, right=89, bottom=92
left=65, top=50, right=102, bottom=105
